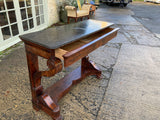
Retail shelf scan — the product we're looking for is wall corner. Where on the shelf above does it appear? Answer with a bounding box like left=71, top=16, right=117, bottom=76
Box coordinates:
left=46, top=0, right=60, bottom=27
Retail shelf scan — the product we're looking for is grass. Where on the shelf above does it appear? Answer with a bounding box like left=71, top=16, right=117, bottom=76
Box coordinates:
left=0, top=42, right=23, bottom=59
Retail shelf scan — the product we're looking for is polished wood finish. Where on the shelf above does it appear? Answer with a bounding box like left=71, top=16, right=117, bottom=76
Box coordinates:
left=90, top=5, right=96, bottom=16
left=20, top=20, right=114, bottom=49
left=67, top=15, right=90, bottom=24
left=62, top=28, right=119, bottom=67
left=20, top=20, right=119, bottom=120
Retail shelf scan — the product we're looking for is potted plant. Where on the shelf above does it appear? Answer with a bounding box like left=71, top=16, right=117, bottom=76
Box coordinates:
left=59, top=0, right=78, bottom=23
left=59, top=0, right=86, bottom=23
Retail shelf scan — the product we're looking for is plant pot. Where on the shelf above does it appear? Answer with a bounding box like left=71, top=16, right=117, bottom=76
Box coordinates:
left=60, top=9, right=67, bottom=23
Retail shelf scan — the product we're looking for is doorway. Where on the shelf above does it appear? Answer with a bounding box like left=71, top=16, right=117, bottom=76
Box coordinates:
left=0, top=0, right=46, bottom=51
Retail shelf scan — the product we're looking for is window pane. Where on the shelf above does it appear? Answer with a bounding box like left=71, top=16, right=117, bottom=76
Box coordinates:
left=19, top=0, right=25, bottom=8
left=22, top=20, right=28, bottom=31
left=39, top=0, right=43, bottom=4
left=2, top=26, right=11, bottom=40
left=40, top=15, right=44, bottom=24
left=0, top=0, right=5, bottom=11
left=35, top=6, right=39, bottom=16
left=21, top=9, right=27, bottom=20
left=0, top=12, right=8, bottom=26
left=11, top=24, right=19, bottom=36
left=34, top=0, right=38, bottom=5
left=29, top=19, right=34, bottom=29
left=26, top=0, right=31, bottom=6
left=8, top=11, right=17, bottom=23
left=6, top=0, right=14, bottom=9
left=27, top=7, right=32, bottom=18
left=36, top=16, right=40, bottom=25
left=39, top=5, right=43, bottom=14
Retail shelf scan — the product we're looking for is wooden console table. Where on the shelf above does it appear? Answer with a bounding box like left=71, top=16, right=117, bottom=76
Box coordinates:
left=20, top=19, right=119, bottom=120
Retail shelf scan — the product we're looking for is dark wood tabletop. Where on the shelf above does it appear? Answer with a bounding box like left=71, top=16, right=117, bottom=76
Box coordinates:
left=20, top=19, right=113, bottom=49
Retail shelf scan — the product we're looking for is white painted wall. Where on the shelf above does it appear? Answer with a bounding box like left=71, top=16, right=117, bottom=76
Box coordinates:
left=46, top=0, right=60, bottom=26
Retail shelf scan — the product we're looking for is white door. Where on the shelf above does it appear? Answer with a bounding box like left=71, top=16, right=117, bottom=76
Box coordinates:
left=0, top=0, right=46, bottom=51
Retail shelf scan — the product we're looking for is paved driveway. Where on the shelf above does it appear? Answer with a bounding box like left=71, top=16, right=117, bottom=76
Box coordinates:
left=90, top=3, right=160, bottom=120
left=0, top=2, right=160, bottom=120
left=128, top=2, right=160, bottom=38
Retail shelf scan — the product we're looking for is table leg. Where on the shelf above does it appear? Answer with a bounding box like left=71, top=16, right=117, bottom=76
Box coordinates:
left=25, top=45, right=62, bottom=120
left=25, top=46, right=101, bottom=120
left=81, top=56, right=101, bottom=79
left=44, top=56, right=102, bottom=106
left=26, top=50, right=43, bottom=111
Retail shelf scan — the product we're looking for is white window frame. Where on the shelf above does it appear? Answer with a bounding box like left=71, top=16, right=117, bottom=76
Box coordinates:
left=0, top=0, right=48, bottom=51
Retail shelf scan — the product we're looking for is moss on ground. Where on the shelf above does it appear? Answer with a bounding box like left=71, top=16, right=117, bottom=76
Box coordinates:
left=0, top=42, right=23, bottom=60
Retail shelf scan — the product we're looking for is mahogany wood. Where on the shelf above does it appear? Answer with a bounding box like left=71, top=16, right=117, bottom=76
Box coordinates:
left=63, top=28, right=119, bottom=67
left=67, top=15, right=90, bottom=24
left=20, top=20, right=119, bottom=120
left=90, top=5, right=96, bottom=16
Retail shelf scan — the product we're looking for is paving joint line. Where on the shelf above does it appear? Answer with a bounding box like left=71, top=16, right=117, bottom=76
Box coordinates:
left=131, top=15, right=160, bottom=41
left=69, top=92, right=97, bottom=117
left=94, top=43, right=122, bottom=120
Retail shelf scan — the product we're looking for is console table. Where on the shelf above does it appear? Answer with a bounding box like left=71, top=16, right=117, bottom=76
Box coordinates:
left=20, top=19, right=119, bottom=120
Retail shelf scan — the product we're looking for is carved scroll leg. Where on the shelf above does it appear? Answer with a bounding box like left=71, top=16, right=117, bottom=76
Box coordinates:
left=81, top=56, right=102, bottom=79
left=40, top=94, right=62, bottom=120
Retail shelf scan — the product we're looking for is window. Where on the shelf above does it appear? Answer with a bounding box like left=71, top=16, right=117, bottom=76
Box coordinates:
left=0, top=0, right=19, bottom=40
left=35, top=0, right=45, bottom=25
left=0, top=0, right=46, bottom=51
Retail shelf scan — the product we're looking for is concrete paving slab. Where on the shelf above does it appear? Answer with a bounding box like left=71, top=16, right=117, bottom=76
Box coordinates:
left=97, top=44, right=160, bottom=120
left=121, top=25, right=160, bottom=47
left=90, top=4, right=140, bottom=26
left=92, top=14, right=141, bottom=25
left=89, top=43, right=121, bottom=70
left=128, top=2, right=160, bottom=35
left=97, top=5, right=134, bottom=15
left=108, top=32, right=131, bottom=44
left=122, top=25, right=148, bottom=31
left=124, top=28, right=160, bottom=47
left=60, top=78, right=107, bottom=119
